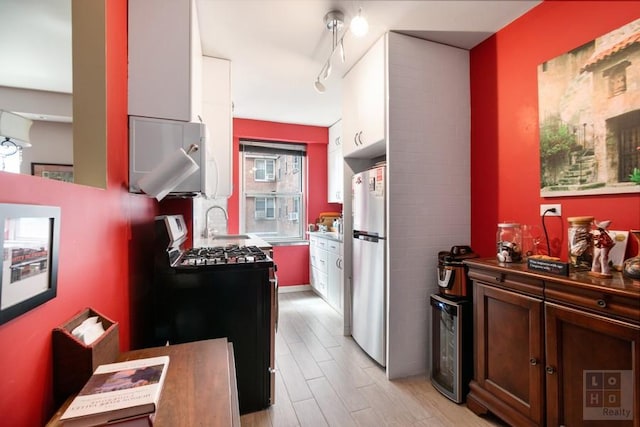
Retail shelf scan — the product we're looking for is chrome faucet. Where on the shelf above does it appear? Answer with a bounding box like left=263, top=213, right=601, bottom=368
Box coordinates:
left=205, top=205, right=228, bottom=238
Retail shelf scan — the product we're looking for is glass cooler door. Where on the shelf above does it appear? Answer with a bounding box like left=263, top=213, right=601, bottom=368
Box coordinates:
left=430, top=294, right=461, bottom=402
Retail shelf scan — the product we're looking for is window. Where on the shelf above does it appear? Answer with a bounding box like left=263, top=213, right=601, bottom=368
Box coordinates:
left=240, top=140, right=306, bottom=242
left=254, top=158, right=275, bottom=181
left=604, top=61, right=630, bottom=97
left=255, top=197, right=276, bottom=219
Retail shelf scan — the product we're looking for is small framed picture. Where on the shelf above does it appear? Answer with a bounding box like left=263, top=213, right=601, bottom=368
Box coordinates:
left=608, top=230, right=629, bottom=271
left=0, top=203, right=61, bottom=325
left=31, top=163, right=74, bottom=183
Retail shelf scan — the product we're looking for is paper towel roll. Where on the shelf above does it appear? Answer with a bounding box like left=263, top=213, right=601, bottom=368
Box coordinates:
left=137, top=147, right=199, bottom=201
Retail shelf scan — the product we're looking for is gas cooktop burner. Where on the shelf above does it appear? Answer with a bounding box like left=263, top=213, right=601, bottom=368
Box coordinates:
left=179, top=245, right=270, bottom=267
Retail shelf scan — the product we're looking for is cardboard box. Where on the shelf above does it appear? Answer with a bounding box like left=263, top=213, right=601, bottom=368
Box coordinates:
left=52, top=308, right=119, bottom=405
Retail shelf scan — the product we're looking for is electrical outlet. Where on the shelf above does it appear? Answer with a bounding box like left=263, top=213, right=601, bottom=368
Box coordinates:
left=540, top=204, right=562, bottom=216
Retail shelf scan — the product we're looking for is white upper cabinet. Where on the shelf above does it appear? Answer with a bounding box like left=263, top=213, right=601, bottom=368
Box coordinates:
left=128, top=0, right=203, bottom=122
left=342, top=35, right=386, bottom=158
left=327, top=120, right=343, bottom=203
left=202, top=56, right=232, bottom=198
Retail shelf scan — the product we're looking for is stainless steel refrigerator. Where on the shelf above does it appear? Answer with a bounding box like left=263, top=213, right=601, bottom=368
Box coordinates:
left=351, top=164, right=386, bottom=366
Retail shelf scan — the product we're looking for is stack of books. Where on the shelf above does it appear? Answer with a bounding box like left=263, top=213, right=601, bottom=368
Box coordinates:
left=59, top=356, right=170, bottom=426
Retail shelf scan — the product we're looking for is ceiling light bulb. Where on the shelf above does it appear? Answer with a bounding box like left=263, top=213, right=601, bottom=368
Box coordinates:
left=350, top=9, right=368, bottom=37
left=314, top=78, right=326, bottom=94
left=323, top=61, right=332, bottom=80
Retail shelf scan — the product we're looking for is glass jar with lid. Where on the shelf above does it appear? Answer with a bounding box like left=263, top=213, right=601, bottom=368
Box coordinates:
left=567, top=216, right=594, bottom=269
left=497, top=222, right=522, bottom=262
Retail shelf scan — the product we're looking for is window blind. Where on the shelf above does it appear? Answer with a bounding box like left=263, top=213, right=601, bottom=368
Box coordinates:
left=240, top=140, right=307, bottom=157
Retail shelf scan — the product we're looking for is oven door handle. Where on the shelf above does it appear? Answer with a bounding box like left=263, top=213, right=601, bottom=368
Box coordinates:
left=271, top=275, right=279, bottom=332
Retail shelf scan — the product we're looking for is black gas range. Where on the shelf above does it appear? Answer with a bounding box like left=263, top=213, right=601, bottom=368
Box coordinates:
left=155, top=215, right=274, bottom=271
left=152, top=215, right=277, bottom=414
left=176, top=244, right=273, bottom=270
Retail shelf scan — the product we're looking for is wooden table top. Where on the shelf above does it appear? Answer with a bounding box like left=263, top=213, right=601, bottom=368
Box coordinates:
left=47, top=338, right=239, bottom=426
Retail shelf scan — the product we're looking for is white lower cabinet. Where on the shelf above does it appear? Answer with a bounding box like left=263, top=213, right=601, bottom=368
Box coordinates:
left=309, top=234, right=343, bottom=314
left=327, top=240, right=343, bottom=313
left=309, top=235, right=328, bottom=297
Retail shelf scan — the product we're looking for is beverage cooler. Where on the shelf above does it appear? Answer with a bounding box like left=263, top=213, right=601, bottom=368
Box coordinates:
left=430, top=246, right=476, bottom=403
left=430, top=294, right=473, bottom=403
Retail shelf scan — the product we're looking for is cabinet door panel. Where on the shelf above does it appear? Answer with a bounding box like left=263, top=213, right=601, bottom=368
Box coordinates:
left=475, top=283, right=544, bottom=425
left=342, top=35, right=386, bottom=158
left=128, top=0, right=197, bottom=121
left=328, top=121, right=343, bottom=203
left=202, top=57, right=232, bottom=198
left=342, top=67, right=360, bottom=157
left=545, top=303, right=639, bottom=427
left=356, top=37, right=385, bottom=148
left=327, top=252, right=343, bottom=314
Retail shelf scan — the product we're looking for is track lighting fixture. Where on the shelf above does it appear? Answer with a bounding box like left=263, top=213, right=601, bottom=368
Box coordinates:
left=323, top=61, right=332, bottom=79
left=314, top=77, right=326, bottom=94
left=312, top=8, right=369, bottom=93
left=313, top=10, right=344, bottom=93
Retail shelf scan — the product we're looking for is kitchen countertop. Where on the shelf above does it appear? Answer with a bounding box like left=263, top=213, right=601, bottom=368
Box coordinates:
left=201, top=233, right=272, bottom=249
left=308, top=231, right=343, bottom=242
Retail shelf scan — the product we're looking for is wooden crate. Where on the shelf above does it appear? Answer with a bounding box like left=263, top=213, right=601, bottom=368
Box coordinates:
left=52, top=308, right=119, bottom=404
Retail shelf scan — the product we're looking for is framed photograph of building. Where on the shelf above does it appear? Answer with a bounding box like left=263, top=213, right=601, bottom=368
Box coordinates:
left=538, top=18, right=640, bottom=197
left=31, top=163, right=74, bottom=183
left=0, top=203, right=61, bottom=325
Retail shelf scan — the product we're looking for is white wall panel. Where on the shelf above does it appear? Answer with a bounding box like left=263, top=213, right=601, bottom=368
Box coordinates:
left=386, top=32, right=470, bottom=379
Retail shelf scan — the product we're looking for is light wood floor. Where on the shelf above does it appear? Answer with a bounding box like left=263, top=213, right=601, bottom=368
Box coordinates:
left=240, top=291, right=506, bottom=427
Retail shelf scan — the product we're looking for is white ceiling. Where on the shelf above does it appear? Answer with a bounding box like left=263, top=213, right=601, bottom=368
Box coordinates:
left=0, top=0, right=541, bottom=127
left=0, top=0, right=72, bottom=93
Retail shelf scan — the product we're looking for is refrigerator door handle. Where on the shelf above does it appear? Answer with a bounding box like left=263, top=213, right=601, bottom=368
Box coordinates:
left=353, top=230, right=383, bottom=242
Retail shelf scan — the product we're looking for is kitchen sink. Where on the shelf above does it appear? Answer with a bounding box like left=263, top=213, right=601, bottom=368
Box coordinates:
left=211, top=234, right=251, bottom=240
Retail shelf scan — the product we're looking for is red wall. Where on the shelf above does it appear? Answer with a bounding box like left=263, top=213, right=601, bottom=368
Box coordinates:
left=231, top=119, right=341, bottom=286
left=470, top=1, right=640, bottom=259
left=0, top=2, right=158, bottom=425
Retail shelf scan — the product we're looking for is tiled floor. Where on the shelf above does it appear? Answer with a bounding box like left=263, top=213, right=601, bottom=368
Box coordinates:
left=240, top=291, right=506, bottom=426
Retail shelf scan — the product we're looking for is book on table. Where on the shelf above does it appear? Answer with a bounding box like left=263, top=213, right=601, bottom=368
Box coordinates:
left=59, top=356, right=169, bottom=426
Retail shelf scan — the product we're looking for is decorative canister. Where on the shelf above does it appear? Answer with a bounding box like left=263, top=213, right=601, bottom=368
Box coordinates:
left=567, top=216, right=594, bottom=269
left=497, top=223, right=522, bottom=262
left=622, top=230, right=640, bottom=283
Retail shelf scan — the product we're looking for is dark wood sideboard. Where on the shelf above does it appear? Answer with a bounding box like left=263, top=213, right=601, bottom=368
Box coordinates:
left=464, top=258, right=639, bottom=427
left=47, top=338, right=240, bottom=426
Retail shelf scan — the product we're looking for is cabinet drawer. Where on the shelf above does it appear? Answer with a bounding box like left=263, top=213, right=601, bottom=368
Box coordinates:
left=310, top=267, right=328, bottom=296
left=310, top=246, right=328, bottom=273
left=545, top=281, right=640, bottom=325
left=315, top=238, right=328, bottom=250
left=326, top=240, right=341, bottom=255
left=310, top=235, right=329, bottom=250
left=469, top=269, right=544, bottom=298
